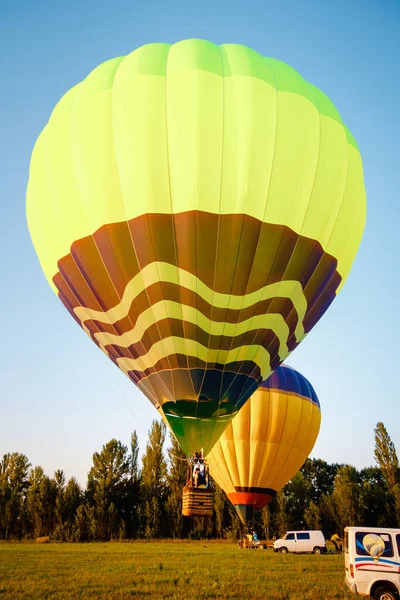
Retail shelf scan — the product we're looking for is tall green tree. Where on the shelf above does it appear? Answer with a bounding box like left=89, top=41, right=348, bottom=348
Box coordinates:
left=52, top=469, right=66, bottom=540
left=300, top=458, right=341, bottom=503
left=284, top=471, right=311, bottom=529
left=26, top=466, right=57, bottom=538
left=87, top=439, right=130, bottom=540
left=304, top=500, right=321, bottom=530
left=63, top=477, right=82, bottom=538
left=332, top=465, right=361, bottom=533
left=318, top=493, right=338, bottom=537
left=213, top=483, right=228, bottom=539
left=126, top=431, right=141, bottom=538
left=275, top=491, right=290, bottom=537
left=0, top=452, right=30, bottom=539
left=359, top=467, right=391, bottom=527
left=73, top=503, right=96, bottom=542
left=166, top=433, right=187, bottom=538
left=141, top=420, right=168, bottom=538
left=374, top=422, right=400, bottom=525
left=374, top=422, right=399, bottom=487
left=226, top=503, right=242, bottom=540
left=261, top=505, right=271, bottom=540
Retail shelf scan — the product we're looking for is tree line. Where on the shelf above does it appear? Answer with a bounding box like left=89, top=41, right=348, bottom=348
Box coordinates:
left=1, top=421, right=399, bottom=542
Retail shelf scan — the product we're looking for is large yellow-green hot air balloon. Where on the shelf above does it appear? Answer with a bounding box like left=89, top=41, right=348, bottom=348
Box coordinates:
left=206, top=365, right=321, bottom=525
left=26, top=39, right=365, bottom=456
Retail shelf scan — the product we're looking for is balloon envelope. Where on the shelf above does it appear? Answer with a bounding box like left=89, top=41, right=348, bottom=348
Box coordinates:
left=26, top=39, right=365, bottom=455
left=206, top=365, right=321, bottom=524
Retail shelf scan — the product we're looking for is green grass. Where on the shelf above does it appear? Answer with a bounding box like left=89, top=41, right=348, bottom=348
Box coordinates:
left=0, top=541, right=350, bottom=599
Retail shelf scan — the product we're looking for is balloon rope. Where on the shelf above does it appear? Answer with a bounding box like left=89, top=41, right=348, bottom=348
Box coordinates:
left=117, top=382, right=188, bottom=463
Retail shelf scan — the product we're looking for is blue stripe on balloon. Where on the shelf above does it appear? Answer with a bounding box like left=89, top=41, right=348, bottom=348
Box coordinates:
left=260, top=365, right=320, bottom=407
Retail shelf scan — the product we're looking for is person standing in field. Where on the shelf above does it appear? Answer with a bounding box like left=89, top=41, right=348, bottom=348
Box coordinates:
left=330, top=533, right=343, bottom=552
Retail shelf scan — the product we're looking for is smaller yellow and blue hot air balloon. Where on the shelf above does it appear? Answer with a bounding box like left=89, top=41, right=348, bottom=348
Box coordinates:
left=206, top=364, right=321, bottom=525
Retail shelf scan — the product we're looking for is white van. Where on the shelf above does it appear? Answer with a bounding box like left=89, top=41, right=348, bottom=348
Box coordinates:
left=273, top=530, right=327, bottom=554
left=344, top=526, right=400, bottom=600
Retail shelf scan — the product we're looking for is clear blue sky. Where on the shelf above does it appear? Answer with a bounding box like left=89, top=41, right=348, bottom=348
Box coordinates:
left=1, top=0, right=399, bottom=486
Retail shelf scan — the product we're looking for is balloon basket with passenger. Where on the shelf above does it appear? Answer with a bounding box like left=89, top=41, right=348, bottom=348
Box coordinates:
left=182, top=450, right=213, bottom=518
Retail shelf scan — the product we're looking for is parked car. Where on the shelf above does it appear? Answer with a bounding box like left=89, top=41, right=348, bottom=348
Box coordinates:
left=273, top=530, right=327, bottom=554
left=344, top=526, right=400, bottom=599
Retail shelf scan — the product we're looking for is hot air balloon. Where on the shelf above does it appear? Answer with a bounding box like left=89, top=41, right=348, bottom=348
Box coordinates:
left=362, top=534, right=385, bottom=564
left=26, top=39, right=365, bottom=457
left=206, top=365, right=321, bottom=525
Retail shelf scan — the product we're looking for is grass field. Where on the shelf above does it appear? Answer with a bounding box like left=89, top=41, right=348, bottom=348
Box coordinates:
left=0, top=541, right=350, bottom=600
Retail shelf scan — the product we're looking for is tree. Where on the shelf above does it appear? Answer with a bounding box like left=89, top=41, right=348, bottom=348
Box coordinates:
left=300, top=459, right=341, bottom=503
left=284, top=471, right=311, bottom=529
left=374, top=422, right=400, bottom=525
left=359, top=467, right=391, bottom=527
left=87, top=439, right=130, bottom=540
left=304, top=500, right=321, bottom=530
left=261, top=505, right=271, bottom=540
left=52, top=470, right=66, bottom=540
left=374, top=423, right=399, bottom=487
left=130, top=431, right=140, bottom=483
left=226, top=503, right=242, bottom=541
left=141, top=420, right=168, bottom=538
left=0, top=452, right=30, bottom=539
left=26, top=466, right=57, bottom=538
left=332, top=466, right=361, bottom=533
left=126, top=431, right=141, bottom=538
left=73, top=504, right=96, bottom=542
left=213, top=484, right=227, bottom=539
left=165, top=433, right=187, bottom=538
left=275, top=491, right=290, bottom=537
left=63, top=477, right=82, bottom=539
left=318, top=493, right=339, bottom=537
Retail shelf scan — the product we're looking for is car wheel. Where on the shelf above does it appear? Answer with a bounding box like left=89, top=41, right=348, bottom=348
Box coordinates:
left=373, top=586, right=399, bottom=600
left=313, top=547, right=322, bottom=555
left=279, top=547, right=288, bottom=554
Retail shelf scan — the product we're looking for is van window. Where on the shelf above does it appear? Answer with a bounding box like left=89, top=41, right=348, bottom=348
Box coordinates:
left=396, top=534, right=400, bottom=555
left=296, top=532, right=310, bottom=540
left=355, top=531, right=393, bottom=558
left=285, top=533, right=295, bottom=540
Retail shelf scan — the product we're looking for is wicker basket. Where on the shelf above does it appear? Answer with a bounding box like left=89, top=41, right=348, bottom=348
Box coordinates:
left=182, top=487, right=213, bottom=517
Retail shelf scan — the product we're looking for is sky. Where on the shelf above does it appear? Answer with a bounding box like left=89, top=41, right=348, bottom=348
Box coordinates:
left=1, top=0, right=399, bottom=486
